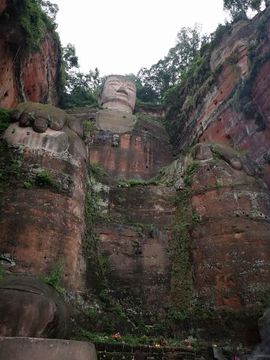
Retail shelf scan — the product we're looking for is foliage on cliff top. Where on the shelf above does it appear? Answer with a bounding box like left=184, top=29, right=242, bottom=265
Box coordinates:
left=2, top=0, right=59, bottom=51
left=135, top=26, right=204, bottom=103
left=59, top=44, right=101, bottom=109
left=223, top=0, right=269, bottom=19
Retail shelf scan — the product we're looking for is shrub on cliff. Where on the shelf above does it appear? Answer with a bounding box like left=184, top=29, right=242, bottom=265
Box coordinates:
left=2, top=0, right=58, bottom=50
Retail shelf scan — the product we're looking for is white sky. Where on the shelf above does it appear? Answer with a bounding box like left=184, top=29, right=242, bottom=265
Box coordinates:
left=53, top=0, right=228, bottom=77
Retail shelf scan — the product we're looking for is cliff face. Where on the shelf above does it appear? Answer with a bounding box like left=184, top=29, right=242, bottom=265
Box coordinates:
left=0, top=103, right=87, bottom=291
left=0, top=1, right=61, bottom=108
left=159, top=6, right=270, bottom=327
left=2, top=3, right=270, bottom=349
left=166, top=8, right=270, bottom=188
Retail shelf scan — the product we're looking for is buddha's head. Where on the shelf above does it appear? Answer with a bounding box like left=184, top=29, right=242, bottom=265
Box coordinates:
left=100, top=75, right=136, bottom=113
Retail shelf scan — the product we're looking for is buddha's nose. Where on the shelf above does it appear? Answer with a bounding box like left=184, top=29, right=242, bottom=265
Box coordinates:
left=117, top=84, right=128, bottom=95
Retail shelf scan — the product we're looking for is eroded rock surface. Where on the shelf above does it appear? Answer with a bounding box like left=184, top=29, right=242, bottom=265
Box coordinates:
left=189, top=144, right=270, bottom=309
left=89, top=114, right=172, bottom=180
left=166, top=7, right=270, bottom=189
left=0, top=276, right=69, bottom=338
left=0, top=338, right=97, bottom=360
left=94, top=185, right=176, bottom=320
left=0, top=103, right=87, bottom=290
left=0, top=3, right=60, bottom=108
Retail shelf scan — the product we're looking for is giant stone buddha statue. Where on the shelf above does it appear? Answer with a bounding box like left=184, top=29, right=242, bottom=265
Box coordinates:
left=97, top=75, right=137, bottom=133
left=100, top=75, right=136, bottom=114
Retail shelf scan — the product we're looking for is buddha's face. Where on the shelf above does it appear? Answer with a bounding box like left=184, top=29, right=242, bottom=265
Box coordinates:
left=101, top=76, right=136, bottom=113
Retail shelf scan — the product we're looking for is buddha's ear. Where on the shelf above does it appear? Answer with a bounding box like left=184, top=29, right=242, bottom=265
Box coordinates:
left=98, top=93, right=102, bottom=107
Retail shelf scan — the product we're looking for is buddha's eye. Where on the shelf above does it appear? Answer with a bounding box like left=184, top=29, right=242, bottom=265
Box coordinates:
left=108, top=81, right=119, bottom=86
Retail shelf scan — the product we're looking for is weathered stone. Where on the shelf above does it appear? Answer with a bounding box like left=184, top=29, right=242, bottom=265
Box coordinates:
left=16, top=102, right=67, bottom=131
left=92, top=184, right=176, bottom=319
left=5, top=124, right=70, bottom=155
left=1, top=105, right=87, bottom=290
left=229, top=158, right=242, bottom=170
left=90, top=116, right=172, bottom=180
left=49, top=115, right=66, bottom=131
left=190, top=144, right=270, bottom=309
left=68, top=116, right=84, bottom=138
left=0, top=276, right=69, bottom=338
left=100, top=75, right=136, bottom=113
left=0, top=28, right=60, bottom=108
left=96, top=109, right=136, bottom=133
left=33, top=117, right=48, bottom=133
left=19, top=112, right=32, bottom=127
left=0, top=338, right=97, bottom=360
left=192, top=143, right=213, bottom=160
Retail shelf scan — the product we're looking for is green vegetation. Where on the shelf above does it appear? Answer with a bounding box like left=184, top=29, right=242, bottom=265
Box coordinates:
left=135, top=112, right=165, bottom=127
left=88, top=162, right=108, bottom=179
left=60, top=44, right=101, bottom=109
left=0, top=143, right=27, bottom=196
left=223, top=0, right=268, bottom=19
left=79, top=330, right=176, bottom=347
left=44, top=261, right=64, bottom=293
left=170, top=190, right=193, bottom=314
left=0, top=109, right=12, bottom=134
left=117, top=178, right=159, bottom=188
left=35, top=169, right=56, bottom=187
left=83, top=120, right=95, bottom=138
left=183, top=161, right=198, bottom=187
left=84, top=166, right=109, bottom=293
left=3, top=0, right=58, bottom=51
left=169, top=160, right=199, bottom=316
left=135, top=26, right=204, bottom=103
left=16, top=0, right=46, bottom=50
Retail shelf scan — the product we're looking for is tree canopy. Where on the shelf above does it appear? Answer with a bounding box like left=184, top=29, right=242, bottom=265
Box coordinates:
left=60, top=44, right=101, bottom=109
left=134, top=25, right=206, bottom=104
left=223, top=0, right=269, bottom=18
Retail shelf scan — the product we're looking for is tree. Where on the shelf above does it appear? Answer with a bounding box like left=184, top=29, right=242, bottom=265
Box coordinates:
left=125, top=74, right=159, bottom=104
left=37, top=0, right=59, bottom=22
left=62, top=44, right=79, bottom=72
left=136, top=25, right=203, bottom=102
left=223, top=0, right=268, bottom=18
left=60, top=44, right=101, bottom=108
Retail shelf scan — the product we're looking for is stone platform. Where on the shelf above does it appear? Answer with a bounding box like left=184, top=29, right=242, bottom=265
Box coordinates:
left=0, top=337, right=97, bottom=360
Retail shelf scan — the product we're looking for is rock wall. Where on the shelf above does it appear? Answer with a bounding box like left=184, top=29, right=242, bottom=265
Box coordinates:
left=166, top=8, right=270, bottom=188
left=84, top=110, right=175, bottom=321
left=89, top=113, right=172, bottom=180
left=95, top=185, right=175, bottom=320
left=0, top=2, right=61, bottom=108
left=190, top=144, right=270, bottom=310
left=0, top=103, right=87, bottom=290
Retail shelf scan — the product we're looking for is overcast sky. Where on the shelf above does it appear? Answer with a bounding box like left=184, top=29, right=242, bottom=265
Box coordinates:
left=53, top=0, right=228, bottom=76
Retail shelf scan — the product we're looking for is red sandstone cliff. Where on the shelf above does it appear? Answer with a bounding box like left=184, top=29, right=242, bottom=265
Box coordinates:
left=0, top=1, right=61, bottom=108
left=2, top=4, right=270, bottom=347
left=166, top=7, right=270, bottom=189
